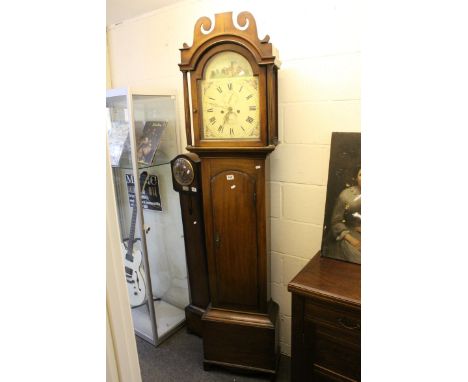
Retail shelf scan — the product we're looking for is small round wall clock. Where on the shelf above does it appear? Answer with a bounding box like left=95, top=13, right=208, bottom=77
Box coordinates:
left=172, top=157, right=194, bottom=186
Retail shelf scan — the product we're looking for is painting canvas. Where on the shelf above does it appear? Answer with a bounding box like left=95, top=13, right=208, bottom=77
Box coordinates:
left=136, top=120, right=167, bottom=166
left=119, top=120, right=168, bottom=168
left=321, top=132, right=361, bottom=264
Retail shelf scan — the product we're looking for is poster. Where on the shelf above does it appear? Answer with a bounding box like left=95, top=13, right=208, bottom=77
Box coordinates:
left=119, top=120, right=168, bottom=168
left=125, top=173, right=162, bottom=211
left=136, top=121, right=167, bottom=166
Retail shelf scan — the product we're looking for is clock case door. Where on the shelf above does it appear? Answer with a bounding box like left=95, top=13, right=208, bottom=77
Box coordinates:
left=201, top=157, right=268, bottom=314
left=190, top=43, right=268, bottom=148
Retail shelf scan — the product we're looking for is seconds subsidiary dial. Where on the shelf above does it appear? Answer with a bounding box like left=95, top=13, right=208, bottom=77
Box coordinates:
left=172, top=157, right=194, bottom=186
left=200, top=51, right=260, bottom=140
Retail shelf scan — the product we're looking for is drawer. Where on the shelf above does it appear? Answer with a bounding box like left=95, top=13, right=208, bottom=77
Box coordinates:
left=305, top=321, right=360, bottom=380
left=314, top=365, right=359, bottom=382
left=305, top=299, right=360, bottom=337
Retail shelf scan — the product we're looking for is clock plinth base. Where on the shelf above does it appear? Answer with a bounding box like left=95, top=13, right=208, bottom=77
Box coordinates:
left=201, top=301, right=279, bottom=377
left=185, top=304, right=205, bottom=337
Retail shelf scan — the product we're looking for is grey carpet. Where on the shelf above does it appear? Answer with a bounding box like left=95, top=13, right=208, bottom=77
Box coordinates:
left=136, top=327, right=291, bottom=382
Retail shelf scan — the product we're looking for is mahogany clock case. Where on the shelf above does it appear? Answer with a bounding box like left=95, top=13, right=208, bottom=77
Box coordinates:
left=178, top=11, right=281, bottom=377
left=170, top=153, right=210, bottom=336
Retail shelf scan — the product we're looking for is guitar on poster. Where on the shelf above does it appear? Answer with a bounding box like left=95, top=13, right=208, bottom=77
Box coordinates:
left=122, top=171, right=149, bottom=308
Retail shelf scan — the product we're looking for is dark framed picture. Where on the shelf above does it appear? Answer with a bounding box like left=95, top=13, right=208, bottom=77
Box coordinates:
left=321, top=132, right=361, bottom=264
left=119, top=120, right=168, bottom=168
left=125, top=173, right=162, bottom=211
left=136, top=120, right=167, bottom=165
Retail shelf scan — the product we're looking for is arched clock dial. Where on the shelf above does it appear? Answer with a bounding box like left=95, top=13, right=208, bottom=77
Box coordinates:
left=200, top=51, right=260, bottom=140
left=172, top=157, right=194, bottom=186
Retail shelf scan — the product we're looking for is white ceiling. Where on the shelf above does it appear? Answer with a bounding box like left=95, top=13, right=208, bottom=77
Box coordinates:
left=106, top=0, right=186, bottom=26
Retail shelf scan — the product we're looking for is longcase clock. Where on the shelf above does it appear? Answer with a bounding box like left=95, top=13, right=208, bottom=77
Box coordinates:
left=171, top=153, right=210, bottom=337
left=179, top=11, right=280, bottom=377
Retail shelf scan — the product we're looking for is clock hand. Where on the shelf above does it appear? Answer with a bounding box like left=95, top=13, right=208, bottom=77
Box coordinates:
left=219, top=110, right=234, bottom=132
left=222, top=110, right=230, bottom=125
left=207, top=102, right=228, bottom=109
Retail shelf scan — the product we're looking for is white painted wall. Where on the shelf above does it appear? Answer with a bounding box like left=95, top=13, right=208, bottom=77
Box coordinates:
left=107, top=0, right=361, bottom=356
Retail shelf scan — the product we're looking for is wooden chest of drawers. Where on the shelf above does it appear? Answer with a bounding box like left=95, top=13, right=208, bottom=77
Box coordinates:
left=288, top=253, right=361, bottom=381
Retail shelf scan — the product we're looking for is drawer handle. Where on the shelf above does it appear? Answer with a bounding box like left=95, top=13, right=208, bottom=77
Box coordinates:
left=337, top=317, right=360, bottom=330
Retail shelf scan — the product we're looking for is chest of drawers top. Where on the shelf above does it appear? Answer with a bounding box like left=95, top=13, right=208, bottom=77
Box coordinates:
left=288, top=253, right=360, bottom=309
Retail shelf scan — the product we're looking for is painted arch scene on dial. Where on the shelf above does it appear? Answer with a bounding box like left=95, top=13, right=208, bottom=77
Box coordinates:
left=200, top=51, right=260, bottom=140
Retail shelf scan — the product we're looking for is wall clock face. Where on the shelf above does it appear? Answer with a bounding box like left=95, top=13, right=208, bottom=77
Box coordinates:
left=172, top=157, right=194, bottom=186
left=200, top=51, right=260, bottom=140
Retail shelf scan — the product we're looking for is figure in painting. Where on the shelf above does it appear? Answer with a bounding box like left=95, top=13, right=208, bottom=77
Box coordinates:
left=328, top=167, right=361, bottom=264
left=137, top=136, right=153, bottom=164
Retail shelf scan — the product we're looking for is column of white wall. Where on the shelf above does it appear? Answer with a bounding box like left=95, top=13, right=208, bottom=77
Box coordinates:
left=269, top=52, right=361, bottom=356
